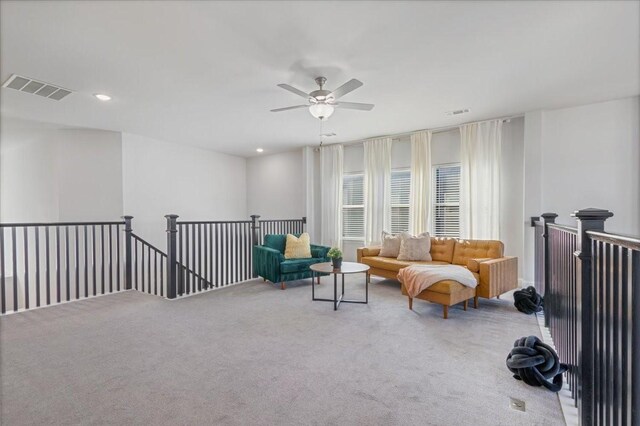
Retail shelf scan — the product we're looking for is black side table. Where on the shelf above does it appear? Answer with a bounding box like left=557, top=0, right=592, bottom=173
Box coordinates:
left=310, top=262, right=370, bottom=310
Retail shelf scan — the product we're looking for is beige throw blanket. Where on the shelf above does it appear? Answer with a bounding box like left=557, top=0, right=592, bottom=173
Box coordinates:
left=397, top=264, right=477, bottom=298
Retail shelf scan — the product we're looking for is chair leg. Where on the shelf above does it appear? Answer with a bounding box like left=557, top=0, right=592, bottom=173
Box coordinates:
left=281, top=282, right=286, bottom=290
left=474, top=295, right=479, bottom=309
left=443, top=305, right=449, bottom=319
left=463, top=300, right=468, bottom=311
left=317, top=276, right=320, bottom=284
left=408, top=297, right=413, bottom=310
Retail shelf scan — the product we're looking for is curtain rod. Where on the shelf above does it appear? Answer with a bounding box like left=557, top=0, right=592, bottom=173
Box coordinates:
left=323, top=113, right=524, bottom=148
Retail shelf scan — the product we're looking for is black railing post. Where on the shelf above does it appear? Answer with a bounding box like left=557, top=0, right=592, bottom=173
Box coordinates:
left=572, top=208, right=613, bottom=426
left=165, top=214, right=179, bottom=299
left=250, top=215, right=260, bottom=278
left=122, top=216, right=133, bottom=290
left=250, top=215, right=261, bottom=246
left=541, top=212, right=557, bottom=327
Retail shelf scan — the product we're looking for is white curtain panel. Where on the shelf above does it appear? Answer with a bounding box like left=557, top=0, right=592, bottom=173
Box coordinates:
left=319, top=144, right=343, bottom=248
left=459, top=120, right=503, bottom=240
left=409, top=130, right=432, bottom=234
left=364, top=138, right=392, bottom=246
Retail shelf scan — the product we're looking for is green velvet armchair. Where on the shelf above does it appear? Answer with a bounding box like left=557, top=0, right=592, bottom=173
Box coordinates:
left=253, top=234, right=330, bottom=289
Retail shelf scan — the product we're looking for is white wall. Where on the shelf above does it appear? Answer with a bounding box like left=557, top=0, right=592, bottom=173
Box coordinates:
left=522, top=96, right=640, bottom=284
left=540, top=97, right=639, bottom=233
left=1, top=118, right=123, bottom=222
left=122, top=133, right=247, bottom=249
left=246, top=150, right=304, bottom=220
left=431, top=129, right=461, bottom=165
left=55, top=130, right=123, bottom=221
left=1, top=124, right=58, bottom=222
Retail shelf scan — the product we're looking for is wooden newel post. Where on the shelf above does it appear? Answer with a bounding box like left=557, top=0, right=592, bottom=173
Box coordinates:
left=571, top=208, right=613, bottom=426
left=122, top=216, right=133, bottom=290
left=165, top=214, right=179, bottom=299
left=540, top=212, right=557, bottom=327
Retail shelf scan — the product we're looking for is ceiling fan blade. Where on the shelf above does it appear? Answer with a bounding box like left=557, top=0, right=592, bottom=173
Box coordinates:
left=330, top=79, right=363, bottom=99
left=277, top=84, right=311, bottom=99
left=270, top=105, right=309, bottom=112
left=334, top=101, right=374, bottom=111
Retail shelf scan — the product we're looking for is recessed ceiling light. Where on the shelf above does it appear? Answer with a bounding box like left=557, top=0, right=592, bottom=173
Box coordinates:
left=256, top=148, right=264, bottom=153
left=94, top=93, right=111, bottom=101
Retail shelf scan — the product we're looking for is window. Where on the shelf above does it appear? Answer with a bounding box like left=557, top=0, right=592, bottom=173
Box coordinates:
left=433, top=164, right=461, bottom=237
left=343, top=174, right=364, bottom=239
left=390, top=169, right=411, bottom=234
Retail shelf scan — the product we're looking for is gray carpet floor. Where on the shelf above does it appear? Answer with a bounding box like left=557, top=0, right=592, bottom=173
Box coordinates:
left=1, top=276, right=564, bottom=426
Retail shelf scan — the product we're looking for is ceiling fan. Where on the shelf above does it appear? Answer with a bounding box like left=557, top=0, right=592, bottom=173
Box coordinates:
left=271, top=77, right=374, bottom=121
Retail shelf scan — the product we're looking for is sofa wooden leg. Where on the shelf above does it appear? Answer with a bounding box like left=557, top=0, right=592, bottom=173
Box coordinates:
left=474, top=295, right=479, bottom=309
left=443, top=305, right=449, bottom=319
left=463, top=300, right=468, bottom=311
left=408, top=297, right=413, bottom=310
left=263, top=277, right=266, bottom=282
left=496, top=294, right=501, bottom=299
left=316, top=276, right=320, bottom=284
left=281, top=282, right=286, bottom=290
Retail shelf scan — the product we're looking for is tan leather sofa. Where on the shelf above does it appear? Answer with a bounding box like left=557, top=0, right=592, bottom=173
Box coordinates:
left=356, top=238, right=518, bottom=318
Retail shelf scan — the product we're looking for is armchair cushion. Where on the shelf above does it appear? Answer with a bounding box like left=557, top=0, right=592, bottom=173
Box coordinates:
left=281, top=258, right=325, bottom=274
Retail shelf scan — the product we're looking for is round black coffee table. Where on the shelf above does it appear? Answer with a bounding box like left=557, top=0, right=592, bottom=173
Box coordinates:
left=309, top=262, right=370, bottom=310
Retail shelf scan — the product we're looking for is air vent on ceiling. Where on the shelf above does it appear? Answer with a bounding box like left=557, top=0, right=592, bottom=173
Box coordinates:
left=2, top=74, right=73, bottom=101
left=445, top=108, right=470, bottom=116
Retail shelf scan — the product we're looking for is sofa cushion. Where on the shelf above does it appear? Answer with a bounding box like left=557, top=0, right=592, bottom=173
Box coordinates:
left=280, top=258, right=324, bottom=274
left=264, top=234, right=300, bottom=254
left=284, top=233, right=312, bottom=259
left=427, top=273, right=480, bottom=294
left=360, top=256, right=448, bottom=273
left=452, top=240, right=503, bottom=266
left=430, top=238, right=455, bottom=263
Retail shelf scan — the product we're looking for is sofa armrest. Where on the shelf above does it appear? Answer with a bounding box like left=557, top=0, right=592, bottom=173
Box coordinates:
left=253, top=245, right=284, bottom=283
left=310, top=244, right=330, bottom=259
left=478, top=256, right=518, bottom=298
left=357, top=246, right=381, bottom=262
left=467, top=258, right=492, bottom=273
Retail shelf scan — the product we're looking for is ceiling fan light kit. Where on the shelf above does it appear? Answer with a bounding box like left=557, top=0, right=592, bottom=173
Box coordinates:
left=309, top=103, right=334, bottom=120
left=271, top=76, right=374, bottom=121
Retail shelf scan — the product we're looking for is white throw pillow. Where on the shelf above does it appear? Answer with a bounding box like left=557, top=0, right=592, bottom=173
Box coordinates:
left=379, top=231, right=407, bottom=258
left=397, top=233, right=432, bottom=261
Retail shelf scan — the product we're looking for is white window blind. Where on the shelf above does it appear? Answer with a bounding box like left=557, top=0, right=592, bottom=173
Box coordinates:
left=343, top=174, right=364, bottom=239
left=433, top=164, right=461, bottom=238
left=390, top=169, right=410, bottom=234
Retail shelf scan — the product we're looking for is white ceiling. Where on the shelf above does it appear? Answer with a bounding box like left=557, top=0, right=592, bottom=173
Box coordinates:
left=1, top=1, right=638, bottom=157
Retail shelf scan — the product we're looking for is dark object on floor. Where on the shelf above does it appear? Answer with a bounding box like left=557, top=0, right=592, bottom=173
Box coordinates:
left=506, top=336, right=568, bottom=392
left=513, top=286, right=543, bottom=314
